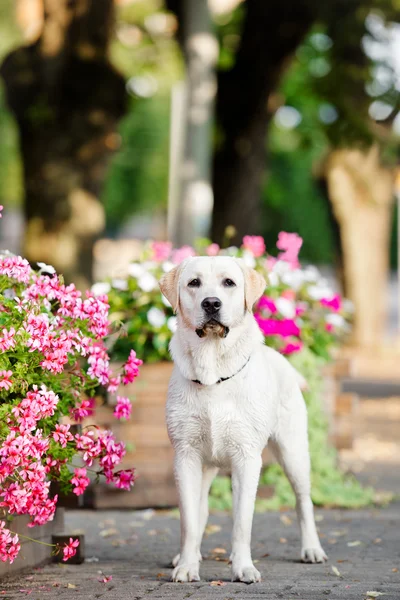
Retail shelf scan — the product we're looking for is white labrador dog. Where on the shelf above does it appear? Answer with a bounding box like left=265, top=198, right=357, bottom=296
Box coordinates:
left=159, top=256, right=327, bottom=584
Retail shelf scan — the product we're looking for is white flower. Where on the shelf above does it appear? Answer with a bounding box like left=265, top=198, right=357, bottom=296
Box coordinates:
left=37, top=261, right=56, bottom=275
left=138, top=272, right=158, bottom=292
left=167, top=316, right=177, bottom=332
left=281, top=269, right=305, bottom=290
left=242, top=250, right=256, bottom=268
left=147, top=307, right=166, bottom=328
left=112, top=278, right=128, bottom=291
left=325, top=313, right=346, bottom=328
left=128, top=263, right=144, bottom=278
left=162, top=261, right=174, bottom=273
left=271, top=260, right=291, bottom=276
left=3, top=288, right=15, bottom=299
left=307, top=284, right=334, bottom=301
left=91, top=282, right=111, bottom=296
left=275, top=297, right=296, bottom=319
left=303, top=265, right=320, bottom=282
left=161, top=294, right=172, bottom=307
left=268, top=272, right=279, bottom=287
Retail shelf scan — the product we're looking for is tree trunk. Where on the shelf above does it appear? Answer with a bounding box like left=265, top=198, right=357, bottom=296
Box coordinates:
left=324, top=146, right=395, bottom=347
left=211, top=0, right=314, bottom=244
left=0, top=0, right=126, bottom=287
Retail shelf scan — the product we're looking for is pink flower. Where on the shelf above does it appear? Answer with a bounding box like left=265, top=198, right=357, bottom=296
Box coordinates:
left=70, top=398, right=95, bottom=422
left=242, top=236, right=266, bottom=257
left=52, top=424, right=73, bottom=448
left=99, top=575, right=113, bottom=583
left=113, top=469, right=136, bottom=490
left=113, top=396, right=132, bottom=420
left=0, top=256, right=31, bottom=283
left=0, top=370, right=13, bottom=391
left=171, top=245, right=196, bottom=264
left=62, top=538, right=80, bottom=561
left=70, top=468, right=90, bottom=496
left=276, top=232, right=303, bottom=269
left=281, top=341, right=303, bottom=355
left=107, top=375, right=121, bottom=394
left=254, top=316, right=301, bottom=338
left=257, top=296, right=277, bottom=314
left=0, top=328, right=16, bottom=351
left=0, top=521, right=20, bottom=564
left=150, top=241, right=172, bottom=262
left=206, top=243, right=220, bottom=256
left=325, top=323, right=334, bottom=333
left=122, top=350, right=143, bottom=385
left=0, top=205, right=3, bottom=218
left=321, top=294, right=342, bottom=312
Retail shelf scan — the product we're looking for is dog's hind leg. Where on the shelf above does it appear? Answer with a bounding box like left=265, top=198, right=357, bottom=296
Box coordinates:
left=269, top=424, right=328, bottom=564
left=172, top=465, right=218, bottom=568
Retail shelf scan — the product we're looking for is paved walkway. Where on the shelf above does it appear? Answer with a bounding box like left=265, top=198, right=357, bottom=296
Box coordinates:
left=2, top=505, right=399, bottom=599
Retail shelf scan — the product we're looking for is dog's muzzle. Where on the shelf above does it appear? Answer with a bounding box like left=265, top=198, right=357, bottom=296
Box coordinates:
left=196, top=319, right=229, bottom=339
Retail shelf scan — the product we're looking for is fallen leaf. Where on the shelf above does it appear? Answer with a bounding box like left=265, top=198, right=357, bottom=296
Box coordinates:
left=253, top=560, right=259, bottom=564
left=211, top=547, right=227, bottom=554
left=210, top=580, right=227, bottom=587
left=98, top=576, right=113, bottom=584
left=337, top=560, right=349, bottom=563
left=366, top=592, right=385, bottom=598
left=205, top=524, right=221, bottom=536
left=279, top=537, right=287, bottom=544
left=315, top=515, right=324, bottom=522
left=392, top=568, right=398, bottom=573
left=141, top=509, right=155, bottom=520
left=330, top=530, right=347, bottom=537
left=85, top=556, right=99, bottom=563
left=52, top=583, right=60, bottom=587
left=328, top=539, right=337, bottom=544
left=25, top=577, right=34, bottom=581
left=331, top=566, right=342, bottom=578
left=280, top=515, right=292, bottom=526
left=111, top=539, right=127, bottom=547
left=261, top=553, right=270, bottom=558
left=156, top=573, right=166, bottom=579
left=99, top=528, right=119, bottom=538
left=99, top=519, right=115, bottom=528
left=374, top=538, right=382, bottom=544
left=67, top=583, right=76, bottom=589
left=129, top=521, right=145, bottom=528
left=347, top=541, right=362, bottom=547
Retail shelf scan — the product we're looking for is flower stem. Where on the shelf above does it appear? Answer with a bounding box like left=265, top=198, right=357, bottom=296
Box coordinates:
left=9, top=531, right=56, bottom=548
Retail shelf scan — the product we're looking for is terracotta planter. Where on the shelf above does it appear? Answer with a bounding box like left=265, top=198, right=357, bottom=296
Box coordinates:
left=91, top=362, right=176, bottom=509
left=0, top=510, right=64, bottom=578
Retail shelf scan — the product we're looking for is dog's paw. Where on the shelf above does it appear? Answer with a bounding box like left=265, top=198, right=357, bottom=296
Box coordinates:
left=301, top=546, right=328, bottom=563
left=172, top=552, right=202, bottom=567
left=231, top=564, right=261, bottom=584
left=171, top=563, right=200, bottom=583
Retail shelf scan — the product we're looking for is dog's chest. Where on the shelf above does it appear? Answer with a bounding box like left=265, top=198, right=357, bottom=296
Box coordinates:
left=168, top=382, right=271, bottom=466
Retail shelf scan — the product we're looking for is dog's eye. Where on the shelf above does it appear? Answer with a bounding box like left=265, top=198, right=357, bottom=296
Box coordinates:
left=188, top=278, right=201, bottom=288
left=223, top=278, right=236, bottom=287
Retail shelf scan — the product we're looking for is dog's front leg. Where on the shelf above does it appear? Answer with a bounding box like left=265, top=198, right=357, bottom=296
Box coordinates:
left=231, top=455, right=262, bottom=583
left=172, top=452, right=202, bottom=582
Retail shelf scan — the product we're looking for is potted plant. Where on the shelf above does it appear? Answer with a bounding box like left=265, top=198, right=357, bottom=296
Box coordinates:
left=0, top=243, right=142, bottom=574
left=92, top=232, right=373, bottom=510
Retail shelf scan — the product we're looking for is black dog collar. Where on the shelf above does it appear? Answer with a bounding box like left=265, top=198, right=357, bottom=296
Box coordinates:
left=192, top=355, right=251, bottom=386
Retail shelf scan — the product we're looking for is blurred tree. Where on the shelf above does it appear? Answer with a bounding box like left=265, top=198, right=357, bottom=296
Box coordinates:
left=167, top=0, right=399, bottom=244
left=0, top=0, right=126, bottom=287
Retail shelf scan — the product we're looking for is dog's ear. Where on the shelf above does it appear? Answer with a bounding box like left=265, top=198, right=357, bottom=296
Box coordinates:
left=159, top=263, right=183, bottom=313
left=237, top=260, right=267, bottom=312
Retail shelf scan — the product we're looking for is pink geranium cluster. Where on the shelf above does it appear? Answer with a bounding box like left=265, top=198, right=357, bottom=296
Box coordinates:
left=0, top=253, right=142, bottom=564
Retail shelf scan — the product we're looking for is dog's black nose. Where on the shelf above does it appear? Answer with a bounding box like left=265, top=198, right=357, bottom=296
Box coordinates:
left=201, top=297, right=222, bottom=314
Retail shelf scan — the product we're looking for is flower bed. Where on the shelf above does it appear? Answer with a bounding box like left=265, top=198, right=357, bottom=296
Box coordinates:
left=0, top=247, right=141, bottom=567
left=97, top=232, right=374, bottom=509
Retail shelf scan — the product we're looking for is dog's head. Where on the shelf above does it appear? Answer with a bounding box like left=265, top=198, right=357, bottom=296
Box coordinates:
left=159, top=256, right=266, bottom=337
